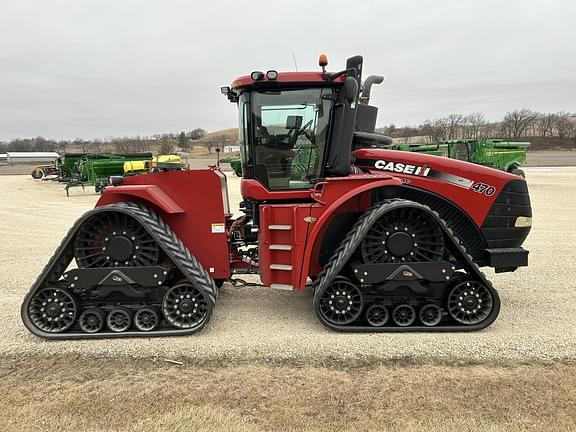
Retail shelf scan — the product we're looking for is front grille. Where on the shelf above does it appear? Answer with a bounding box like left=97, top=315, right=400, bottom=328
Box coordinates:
left=481, top=179, right=532, bottom=248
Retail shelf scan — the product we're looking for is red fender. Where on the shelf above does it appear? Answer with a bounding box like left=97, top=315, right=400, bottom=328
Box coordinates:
left=97, top=185, right=185, bottom=214
left=297, top=175, right=402, bottom=288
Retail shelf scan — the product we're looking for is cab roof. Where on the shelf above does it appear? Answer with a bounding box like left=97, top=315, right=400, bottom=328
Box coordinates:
left=231, top=71, right=345, bottom=90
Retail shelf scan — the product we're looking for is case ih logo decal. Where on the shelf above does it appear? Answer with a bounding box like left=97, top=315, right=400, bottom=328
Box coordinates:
left=362, top=159, right=498, bottom=196
left=374, top=160, right=430, bottom=176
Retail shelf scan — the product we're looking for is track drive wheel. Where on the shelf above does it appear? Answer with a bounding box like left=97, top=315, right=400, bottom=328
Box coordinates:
left=318, top=277, right=363, bottom=326
left=74, top=211, right=160, bottom=268
left=361, top=206, right=444, bottom=264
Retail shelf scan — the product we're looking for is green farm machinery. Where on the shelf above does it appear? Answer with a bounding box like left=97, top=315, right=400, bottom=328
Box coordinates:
left=224, top=138, right=529, bottom=178
left=391, top=139, right=530, bottom=176
left=65, top=153, right=156, bottom=195
left=65, top=153, right=184, bottom=195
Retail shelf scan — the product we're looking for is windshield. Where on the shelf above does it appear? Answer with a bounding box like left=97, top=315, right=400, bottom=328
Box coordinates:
left=245, top=88, right=334, bottom=190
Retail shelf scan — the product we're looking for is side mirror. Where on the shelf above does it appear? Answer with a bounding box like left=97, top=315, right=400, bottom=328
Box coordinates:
left=344, top=76, right=358, bottom=104
left=286, top=115, right=303, bottom=130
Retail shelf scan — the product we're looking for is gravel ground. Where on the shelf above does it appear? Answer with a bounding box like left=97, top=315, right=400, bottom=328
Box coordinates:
left=1, top=167, right=575, bottom=362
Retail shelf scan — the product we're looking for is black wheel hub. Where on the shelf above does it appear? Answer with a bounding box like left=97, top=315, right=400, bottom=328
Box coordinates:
left=318, top=277, right=363, bottom=325
left=387, top=232, right=413, bottom=256
left=28, top=287, right=77, bottom=333
left=447, top=280, right=494, bottom=325
left=361, top=207, right=444, bottom=264
left=107, top=236, right=134, bottom=261
left=46, top=303, right=61, bottom=317
left=162, top=283, right=208, bottom=329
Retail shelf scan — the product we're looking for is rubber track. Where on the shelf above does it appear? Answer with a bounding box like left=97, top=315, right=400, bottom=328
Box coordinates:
left=312, top=199, right=501, bottom=332
left=21, top=202, right=217, bottom=339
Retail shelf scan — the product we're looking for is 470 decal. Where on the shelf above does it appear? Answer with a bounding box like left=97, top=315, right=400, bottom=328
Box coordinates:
left=471, top=182, right=495, bottom=196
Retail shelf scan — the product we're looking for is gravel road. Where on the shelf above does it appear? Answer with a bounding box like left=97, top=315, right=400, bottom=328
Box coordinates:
left=1, top=168, right=575, bottom=362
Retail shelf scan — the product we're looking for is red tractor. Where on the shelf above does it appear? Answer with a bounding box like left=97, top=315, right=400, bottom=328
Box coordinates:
left=22, top=55, right=532, bottom=338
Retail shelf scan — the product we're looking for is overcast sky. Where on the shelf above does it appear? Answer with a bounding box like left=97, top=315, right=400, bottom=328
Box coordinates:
left=1, top=0, right=575, bottom=141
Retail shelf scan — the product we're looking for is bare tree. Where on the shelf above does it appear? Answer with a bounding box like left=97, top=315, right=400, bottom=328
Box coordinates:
left=502, top=108, right=537, bottom=138
left=536, top=113, right=555, bottom=137
left=463, top=113, right=486, bottom=139
left=445, top=114, right=464, bottom=140
left=552, top=111, right=573, bottom=141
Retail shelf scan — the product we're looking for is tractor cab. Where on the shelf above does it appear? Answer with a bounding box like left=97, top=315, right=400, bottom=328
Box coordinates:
left=222, top=55, right=387, bottom=193
left=448, top=140, right=477, bottom=162
left=238, top=86, right=333, bottom=190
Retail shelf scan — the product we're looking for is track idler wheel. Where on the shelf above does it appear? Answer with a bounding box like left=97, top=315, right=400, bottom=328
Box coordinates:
left=162, top=282, right=209, bottom=329
left=74, top=211, right=160, bottom=268
left=79, top=308, right=105, bottom=333
left=392, top=304, right=416, bottom=327
left=365, top=305, right=389, bottom=327
left=419, top=304, right=442, bottom=327
left=106, top=308, right=132, bottom=332
left=318, top=277, right=363, bottom=326
left=134, top=307, right=160, bottom=332
left=28, top=287, right=78, bottom=333
left=447, top=280, right=494, bottom=325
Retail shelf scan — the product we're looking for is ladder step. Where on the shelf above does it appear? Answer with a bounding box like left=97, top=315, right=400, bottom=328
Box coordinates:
left=269, top=244, right=292, bottom=251
left=270, top=264, right=293, bottom=271
left=269, top=225, right=292, bottom=230
left=270, top=283, right=293, bottom=290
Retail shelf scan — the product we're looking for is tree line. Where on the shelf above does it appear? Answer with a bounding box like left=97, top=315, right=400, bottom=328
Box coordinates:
left=0, top=128, right=208, bottom=154
left=379, top=109, right=576, bottom=146
left=2, top=108, right=575, bottom=154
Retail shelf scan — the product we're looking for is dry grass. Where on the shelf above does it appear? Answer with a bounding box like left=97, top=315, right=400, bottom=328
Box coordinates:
left=2, top=356, right=575, bottom=432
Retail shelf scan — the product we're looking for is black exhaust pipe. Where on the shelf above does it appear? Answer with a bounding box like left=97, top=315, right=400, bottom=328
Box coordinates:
left=360, top=75, right=384, bottom=104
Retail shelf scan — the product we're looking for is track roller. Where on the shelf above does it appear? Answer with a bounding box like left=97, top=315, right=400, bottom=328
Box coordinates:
left=27, top=287, right=78, bottom=333
left=365, top=305, right=389, bottom=327
left=392, top=304, right=416, bottom=327
left=134, top=307, right=160, bottom=332
left=419, top=304, right=442, bottom=327
left=79, top=308, right=105, bottom=333
left=106, top=308, right=132, bottom=332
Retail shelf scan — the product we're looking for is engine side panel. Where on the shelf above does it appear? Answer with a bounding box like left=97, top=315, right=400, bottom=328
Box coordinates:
left=354, top=148, right=525, bottom=226
left=96, top=169, right=231, bottom=279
